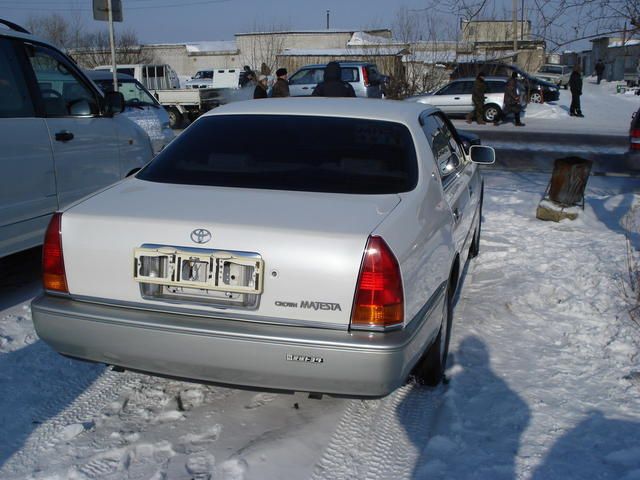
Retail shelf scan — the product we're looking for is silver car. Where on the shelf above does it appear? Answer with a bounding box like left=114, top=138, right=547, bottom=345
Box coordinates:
left=408, top=77, right=526, bottom=123
left=535, top=64, right=571, bottom=89
left=32, top=99, right=495, bottom=397
left=288, top=62, right=383, bottom=98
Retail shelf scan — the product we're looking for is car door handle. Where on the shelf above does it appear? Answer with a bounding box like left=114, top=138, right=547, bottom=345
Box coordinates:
left=454, top=97, right=460, bottom=100
left=55, top=131, right=74, bottom=142
left=453, top=208, right=461, bottom=222
left=302, top=87, right=309, bottom=90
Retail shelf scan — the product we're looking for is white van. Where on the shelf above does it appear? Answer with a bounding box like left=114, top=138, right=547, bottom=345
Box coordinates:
left=94, top=63, right=180, bottom=90
left=0, top=20, right=154, bottom=258
left=184, top=68, right=241, bottom=89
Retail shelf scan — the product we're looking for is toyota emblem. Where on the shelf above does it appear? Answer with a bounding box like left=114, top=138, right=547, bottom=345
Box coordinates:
left=190, top=229, right=212, bottom=244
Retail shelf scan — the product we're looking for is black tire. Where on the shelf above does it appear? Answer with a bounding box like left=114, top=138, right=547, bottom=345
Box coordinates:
left=469, top=186, right=484, bottom=258
left=483, top=104, right=500, bottom=123
left=413, top=285, right=453, bottom=386
left=167, top=107, right=183, bottom=129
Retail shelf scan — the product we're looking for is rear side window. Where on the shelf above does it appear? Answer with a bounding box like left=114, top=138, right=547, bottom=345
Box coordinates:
left=0, top=38, right=34, bottom=118
left=486, top=81, right=506, bottom=93
left=341, top=68, right=359, bottom=83
left=138, top=115, right=418, bottom=194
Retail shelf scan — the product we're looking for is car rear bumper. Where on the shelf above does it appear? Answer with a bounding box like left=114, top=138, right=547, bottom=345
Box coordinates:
left=32, top=289, right=444, bottom=397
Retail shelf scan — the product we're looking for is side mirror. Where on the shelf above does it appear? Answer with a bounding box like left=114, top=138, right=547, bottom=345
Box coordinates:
left=470, top=145, right=496, bottom=164
left=104, top=91, right=125, bottom=116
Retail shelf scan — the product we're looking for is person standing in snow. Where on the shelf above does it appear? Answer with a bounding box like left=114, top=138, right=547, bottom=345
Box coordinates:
left=594, top=60, right=605, bottom=84
left=253, top=75, right=269, bottom=99
left=569, top=65, right=583, bottom=117
left=271, top=68, right=290, bottom=98
left=466, top=72, right=487, bottom=125
left=494, top=72, right=524, bottom=126
left=311, top=61, right=356, bottom=97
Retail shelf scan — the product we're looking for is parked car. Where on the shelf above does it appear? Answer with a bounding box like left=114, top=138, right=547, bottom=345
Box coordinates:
left=450, top=62, right=560, bottom=103
left=407, top=76, right=526, bottom=123
left=624, top=106, right=640, bottom=171
left=32, top=98, right=495, bottom=397
left=94, top=63, right=180, bottom=90
left=535, top=64, right=572, bottom=89
left=86, top=71, right=174, bottom=155
left=0, top=19, right=153, bottom=259
left=288, top=62, right=383, bottom=98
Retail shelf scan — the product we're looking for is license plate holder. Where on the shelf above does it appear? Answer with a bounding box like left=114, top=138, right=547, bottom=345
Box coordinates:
left=134, top=245, right=263, bottom=294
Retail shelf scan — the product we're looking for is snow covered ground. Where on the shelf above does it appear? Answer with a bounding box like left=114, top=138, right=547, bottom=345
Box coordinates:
left=1, top=170, right=639, bottom=480
left=452, top=77, right=639, bottom=135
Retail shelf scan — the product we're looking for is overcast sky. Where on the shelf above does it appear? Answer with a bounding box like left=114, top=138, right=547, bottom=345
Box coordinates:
left=2, top=0, right=437, bottom=43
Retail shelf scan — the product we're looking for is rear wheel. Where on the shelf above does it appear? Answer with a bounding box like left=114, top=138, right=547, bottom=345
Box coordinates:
left=167, top=107, right=183, bottom=129
left=413, top=285, right=453, bottom=386
left=483, top=104, right=500, bottom=122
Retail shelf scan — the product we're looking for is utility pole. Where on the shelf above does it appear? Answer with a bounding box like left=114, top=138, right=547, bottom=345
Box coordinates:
left=521, top=0, right=525, bottom=40
left=512, top=0, right=518, bottom=52
left=107, top=0, right=117, bottom=92
left=326, top=10, right=330, bottom=30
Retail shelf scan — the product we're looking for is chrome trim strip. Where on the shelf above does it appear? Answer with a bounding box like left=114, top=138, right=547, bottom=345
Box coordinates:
left=70, top=294, right=349, bottom=331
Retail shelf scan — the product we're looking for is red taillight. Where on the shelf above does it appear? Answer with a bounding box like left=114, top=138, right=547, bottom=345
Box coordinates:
left=631, top=129, right=640, bottom=151
left=362, top=66, right=370, bottom=87
left=351, top=236, right=404, bottom=330
left=43, top=213, right=68, bottom=293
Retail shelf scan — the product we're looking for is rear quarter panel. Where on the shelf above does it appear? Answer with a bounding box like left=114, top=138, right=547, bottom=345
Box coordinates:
left=373, top=123, right=454, bottom=327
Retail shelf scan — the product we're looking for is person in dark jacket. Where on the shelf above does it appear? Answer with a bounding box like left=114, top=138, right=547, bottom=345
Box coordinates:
left=595, top=60, right=605, bottom=84
left=494, top=72, right=524, bottom=126
left=466, top=72, right=487, bottom=124
left=271, top=68, right=290, bottom=97
left=253, top=75, right=268, bottom=99
left=569, top=65, right=583, bottom=117
left=312, top=61, right=356, bottom=97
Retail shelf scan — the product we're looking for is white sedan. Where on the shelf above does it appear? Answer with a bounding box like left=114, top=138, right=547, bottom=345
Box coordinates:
left=32, top=98, right=494, bottom=397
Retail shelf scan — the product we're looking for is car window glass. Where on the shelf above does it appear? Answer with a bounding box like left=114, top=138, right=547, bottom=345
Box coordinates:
left=0, top=39, right=35, bottom=118
left=95, top=79, right=158, bottom=106
left=289, top=68, right=321, bottom=85
left=461, top=81, right=474, bottom=94
left=486, top=81, right=505, bottom=93
left=341, top=68, right=359, bottom=83
left=117, top=67, right=135, bottom=77
left=439, top=82, right=463, bottom=95
left=421, top=113, right=464, bottom=181
left=138, top=115, right=418, bottom=195
left=26, top=44, right=98, bottom=117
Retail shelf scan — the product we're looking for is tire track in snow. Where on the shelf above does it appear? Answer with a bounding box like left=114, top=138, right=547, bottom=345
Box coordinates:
left=0, top=368, right=142, bottom=477
left=311, top=383, right=446, bottom=480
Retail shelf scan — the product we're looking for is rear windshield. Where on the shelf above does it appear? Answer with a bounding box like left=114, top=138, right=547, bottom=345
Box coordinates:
left=539, top=65, right=562, bottom=74
left=137, top=115, right=418, bottom=194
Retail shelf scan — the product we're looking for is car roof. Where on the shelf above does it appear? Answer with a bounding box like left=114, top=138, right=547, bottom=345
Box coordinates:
left=85, top=70, right=137, bottom=81
left=0, top=22, right=54, bottom=47
left=206, top=98, right=436, bottom=125
left=296, top=62, right=375, bottom=69
left=453, top=76, right=507, bottom=81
